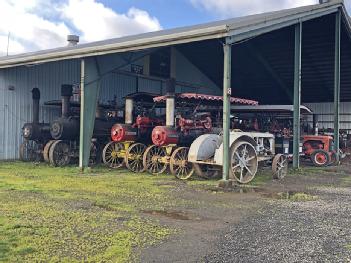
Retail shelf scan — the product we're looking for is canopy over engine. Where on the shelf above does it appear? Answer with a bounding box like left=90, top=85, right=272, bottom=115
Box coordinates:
left=22, top=88, right=51, bottom=141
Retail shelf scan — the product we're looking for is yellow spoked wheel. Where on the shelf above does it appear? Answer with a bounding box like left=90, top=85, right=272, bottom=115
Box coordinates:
left=170, top=147, right=194, bottom=180
left=102, top=141, right=126, bottom=169
left=125, top=143, right=147, bottom=173
left=143, top=145, right=168, bottom=175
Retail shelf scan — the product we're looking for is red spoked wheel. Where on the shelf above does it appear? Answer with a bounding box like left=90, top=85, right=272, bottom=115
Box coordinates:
left=311, top=149, right=330, bottom=167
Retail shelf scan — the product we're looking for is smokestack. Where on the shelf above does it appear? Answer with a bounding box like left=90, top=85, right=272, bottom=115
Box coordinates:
left=67, top=35, right=79, bottom=47
left=165, top=78, right=176, bottom=127
left=32, top=88, right=40, bottom=124
left=61, top=84, right=73, bottom=118
left=125, top=96, right=134, bottom=125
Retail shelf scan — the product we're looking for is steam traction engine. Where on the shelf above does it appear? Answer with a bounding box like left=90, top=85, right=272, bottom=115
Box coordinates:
left=143, top=92, right=260, bottom=180
left=20, top=88, right=51, bottom=161
left=102, top=93, right=164, bottom=172
left=43, top=84, right=115, bottom=167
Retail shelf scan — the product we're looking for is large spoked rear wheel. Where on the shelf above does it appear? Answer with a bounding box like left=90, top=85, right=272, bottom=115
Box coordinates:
left=230, top=141, right=258, bottom=184
left=170, top=147, right=194, bottom=180
left=49, top=140, right=71, bottom=167
left=272, top=154, right=288, bottom=180
left=19, top=140, right=41, bottom=162
left=43, top=140, right=56, bottom=163
left=193, top=164, right=222, bottom=179
left=102, top=141, right=126, bottom=169
left=143, top=145, right=168, bottom=175
left=125, top=143, right=147, bottom=173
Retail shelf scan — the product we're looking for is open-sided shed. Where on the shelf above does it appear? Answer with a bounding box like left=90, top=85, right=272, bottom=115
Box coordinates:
left=0, top=0, right=350, bottom=180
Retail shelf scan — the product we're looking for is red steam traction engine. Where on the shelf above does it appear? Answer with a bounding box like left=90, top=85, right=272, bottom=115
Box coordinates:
left=143, top=92, right=259, bottom=180
left=102, top=93, right=164, bottom=172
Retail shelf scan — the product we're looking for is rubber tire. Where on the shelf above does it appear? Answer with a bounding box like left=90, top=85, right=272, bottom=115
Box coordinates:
left=311, top=149, right=330, bottom=167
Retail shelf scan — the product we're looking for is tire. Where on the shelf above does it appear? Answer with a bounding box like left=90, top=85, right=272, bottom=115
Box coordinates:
left=311, top=149, right=330, bottom=167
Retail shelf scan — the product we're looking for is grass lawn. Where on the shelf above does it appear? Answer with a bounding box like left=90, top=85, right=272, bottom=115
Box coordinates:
left=0, top=162, right=180, bottom=262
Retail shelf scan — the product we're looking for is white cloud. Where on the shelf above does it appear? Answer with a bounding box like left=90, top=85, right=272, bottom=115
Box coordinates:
left=0, top=0, right=162, bottom=56
left=191, top=0, right=318, bottom=17
left=60, top=0, right=161, bottom=42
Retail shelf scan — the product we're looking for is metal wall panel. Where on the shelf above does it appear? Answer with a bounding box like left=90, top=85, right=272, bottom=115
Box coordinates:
left=0, top=59, right=80, bottom=160
left=305, top=102, right=351, bottom=131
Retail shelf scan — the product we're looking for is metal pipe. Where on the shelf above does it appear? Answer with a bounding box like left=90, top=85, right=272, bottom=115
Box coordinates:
left=31, top=88, right=40, bottom=124
left=79, top=59, right=85, bottom=169
left=61, top=84, right=73, bottom=118
left=166, top=95, right=175, bottom=126
left=293, top=22, right=302, bottom=169
left=222, top=40, right=231, bottom=181
left=166, top=78, right=176, bottom=127
left=125, top=97, right=134, bottom=124
left=313, top=114, right=319, bottom=135
left=334, top=11, right=341, bottom=161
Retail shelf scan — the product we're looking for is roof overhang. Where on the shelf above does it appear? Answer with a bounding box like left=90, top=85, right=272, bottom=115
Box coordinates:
left=0, top=0, right=347, bottom=69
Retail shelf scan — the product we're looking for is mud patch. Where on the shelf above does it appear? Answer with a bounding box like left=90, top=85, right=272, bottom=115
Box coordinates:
left=142, top=210, right=197, bottom=221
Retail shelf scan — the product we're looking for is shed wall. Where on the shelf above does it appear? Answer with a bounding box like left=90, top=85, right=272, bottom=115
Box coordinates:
left=0, top=49, right=219, bottom=160
left=306, top=102, right=351, bottom=131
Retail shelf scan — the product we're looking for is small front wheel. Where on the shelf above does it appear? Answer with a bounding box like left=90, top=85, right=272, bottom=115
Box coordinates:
left=272, top=154, right=288, bottom=180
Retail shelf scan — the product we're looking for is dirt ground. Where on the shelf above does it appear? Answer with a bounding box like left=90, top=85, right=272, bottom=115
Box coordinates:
left=0, top=162, right=350, bottom=262
left=140, top=165, right=351, bottom=263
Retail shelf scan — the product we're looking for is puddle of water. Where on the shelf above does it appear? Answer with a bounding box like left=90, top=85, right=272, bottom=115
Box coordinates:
left=142, top=210, right=192, bottom=220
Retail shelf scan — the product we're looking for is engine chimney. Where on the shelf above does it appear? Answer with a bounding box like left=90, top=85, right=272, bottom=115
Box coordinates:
left=165, top=78, right=176, bottom=127
left=125, top=96, right=134, bottom=125
left=61, top=84, right=73, bottom=118
left=32, top=88, right=40, bottom=124
left=67, top=35, right=79, bottom=47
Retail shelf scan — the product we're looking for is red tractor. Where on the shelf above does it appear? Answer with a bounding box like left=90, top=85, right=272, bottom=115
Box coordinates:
left=302, top=135, right=337, bottom=167
left=142, top=93, right=258, bottom=180
left=102, top=93, right=164, bottom=172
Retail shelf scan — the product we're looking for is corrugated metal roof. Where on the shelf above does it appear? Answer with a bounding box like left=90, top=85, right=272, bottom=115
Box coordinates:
left=0, top=0, right=346, bottom=68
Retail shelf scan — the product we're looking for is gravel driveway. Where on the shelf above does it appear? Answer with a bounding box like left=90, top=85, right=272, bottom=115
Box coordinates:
left=204, top=186, right=351, bottom=263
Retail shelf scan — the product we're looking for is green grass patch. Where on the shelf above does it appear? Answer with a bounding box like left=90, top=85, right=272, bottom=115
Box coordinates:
left=345, top=244, right=351, bottom=251
left=277, top=191, right=318, bottom=202
left=0, top=161, right=176, bottom=262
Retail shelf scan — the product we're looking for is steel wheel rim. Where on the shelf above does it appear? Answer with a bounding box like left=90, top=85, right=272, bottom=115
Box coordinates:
left=102, top=142, right=125, bottom=168
left=20, top=140, right=40, bottom=162
left=314, top=152, right=327, bottom=166
left=143, top=145, right=168, bottom=175
left=126, top=143, right=147, bottom=173
left=273, top=154, right=288, bottom=179
left=230, top=142, right=258, bottom=184
left=50, top=141, right=70, bottom=167
left=170, top=147, right=194, bottom=180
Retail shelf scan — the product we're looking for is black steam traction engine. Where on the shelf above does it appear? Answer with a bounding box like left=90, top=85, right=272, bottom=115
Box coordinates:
left=142, top=93, right=259, bottom=180
left=20, top=88, right=51, bottom=162
left=102, top=92, right=164, bottom=172
left=43, top=84, right=116, bottom=167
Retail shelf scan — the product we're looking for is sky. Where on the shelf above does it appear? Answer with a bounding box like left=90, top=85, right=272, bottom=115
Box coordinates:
left=0, top=0, right=350, bottom=56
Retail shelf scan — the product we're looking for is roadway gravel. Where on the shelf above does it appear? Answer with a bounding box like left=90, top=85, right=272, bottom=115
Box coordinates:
left=204, top=186, right=351, bottom=263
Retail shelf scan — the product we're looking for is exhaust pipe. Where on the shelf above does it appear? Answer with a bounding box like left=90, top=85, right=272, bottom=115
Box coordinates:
left=125, top=96, right=134, bottom=125
left=31, top=88, right=40, bottom=124
left=61, top=84, right=73, bottom=118
left=165, top=78, right=176, bottom=127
